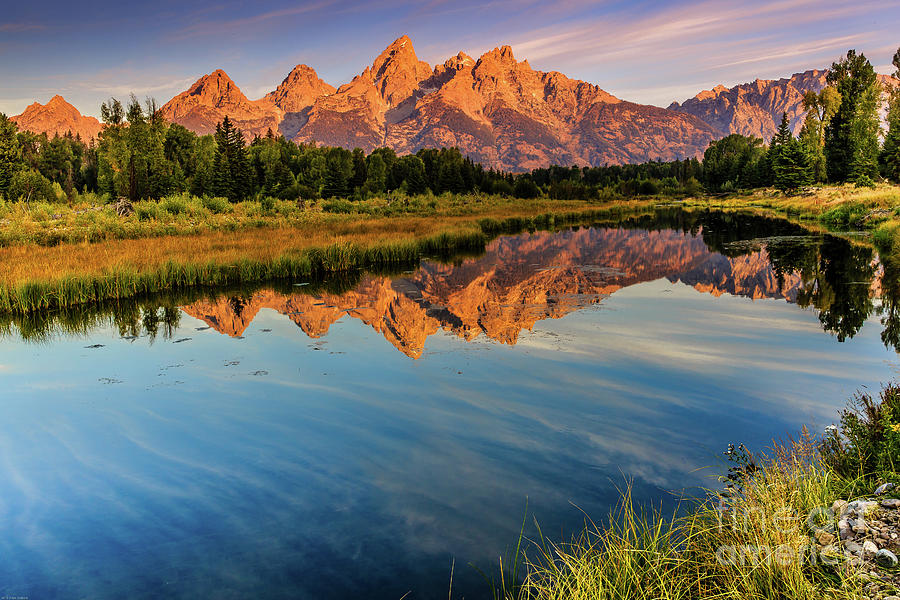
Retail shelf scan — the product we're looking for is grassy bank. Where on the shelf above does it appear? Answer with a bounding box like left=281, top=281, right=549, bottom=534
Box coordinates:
left=681, top=183, right=900, bottom=257
left=0, top=206, right=642, bottom=314
left=496, top=385, right=900, bottom=600
left=2, top=184, right=899, bottom=315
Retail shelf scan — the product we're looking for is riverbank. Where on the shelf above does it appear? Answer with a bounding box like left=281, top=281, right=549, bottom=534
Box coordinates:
left=681, top=183, right=900, bottom=257
left=1, top=184, right=899, bottom=314
left=499, top=384, right=900, bottom=600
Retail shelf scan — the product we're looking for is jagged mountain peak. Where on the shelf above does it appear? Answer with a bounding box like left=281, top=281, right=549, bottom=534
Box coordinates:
left=156, top=36, right=720, bottom=168
left=11, top=95, right=103, bottom=141
left=266, top=64, right=335, bottom=113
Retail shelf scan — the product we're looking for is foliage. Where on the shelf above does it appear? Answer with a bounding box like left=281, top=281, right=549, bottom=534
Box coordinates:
left=702, top=134, right=768, bottom=191
left=0, top=113, right=24, bottom=198
left=771, top=113, right=812, bottom=193
left=824, top=50, right=881, bottom=183
left=820, top=382, right=900, bottom=482
left=881, top=48, right=900, bottom=183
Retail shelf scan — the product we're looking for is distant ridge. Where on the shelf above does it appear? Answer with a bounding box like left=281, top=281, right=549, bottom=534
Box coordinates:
left=11, top=95, right=103, bottom=141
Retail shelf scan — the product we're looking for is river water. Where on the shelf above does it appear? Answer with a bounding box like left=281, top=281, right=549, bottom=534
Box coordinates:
left=0, top=210, right=897, bottom=599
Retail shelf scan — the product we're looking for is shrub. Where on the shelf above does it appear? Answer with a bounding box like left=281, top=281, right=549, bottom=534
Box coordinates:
left=854, top=174, right=877, bottom=189
left=201, top=196, right=232, bottom=214
left=820, top=382, right=900, bottom=481
left=134, top=201, right=163, bottom=221
left=7, top=170, right=56, bottom=203
left=161, top=194, right=189, bottom=216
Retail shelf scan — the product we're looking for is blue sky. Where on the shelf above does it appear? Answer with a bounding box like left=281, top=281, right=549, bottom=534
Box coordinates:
left=1, top=0, right=898, bottom=117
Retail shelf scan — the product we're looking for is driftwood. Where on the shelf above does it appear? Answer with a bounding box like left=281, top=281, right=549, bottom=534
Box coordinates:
left=113, top=197, right=134, bottom=217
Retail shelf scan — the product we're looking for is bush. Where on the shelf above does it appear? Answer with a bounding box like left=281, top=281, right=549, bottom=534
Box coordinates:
left=321, top=198, right=356, bottom=213
left=201, top=196, right=232, bottom=214
left=7, top=170, right=57, bottom=203
left=134, top=201, right=163, bottom=221
left=820, top=382, right=900, bottom=481
left=820, top=201, right=871, bottom=228
left=854, top=174, right=877, bottom=189
left=161, top=194, right=189, bottom=216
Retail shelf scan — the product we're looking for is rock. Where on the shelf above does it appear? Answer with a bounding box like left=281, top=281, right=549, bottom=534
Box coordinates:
left=113, top=198, right=134, bottom=217
left=839, top=519, right=854, bottom=540
left=852, top=517, right=869, bottom=535
left=885, top=596, right=900, bottom=600
left=876, top=549, right=899, bottom=568
left=881, top=498, right=900, bottom=509
left=816, top=531, right=836, bottom=546
left=833, top=499, right=849, bottom=514
left=875, top=483, right=897, bottom=496
left=847, top=500, right=878, bottom=516
left=846, top=540, right=864, bottom=556
left=158, top=36, right=721, bottom=169
left=863, top=540, right=879, bottom=557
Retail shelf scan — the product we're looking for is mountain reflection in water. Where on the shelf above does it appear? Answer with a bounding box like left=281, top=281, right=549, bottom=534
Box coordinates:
left=4, top=211, right=898, bottom=355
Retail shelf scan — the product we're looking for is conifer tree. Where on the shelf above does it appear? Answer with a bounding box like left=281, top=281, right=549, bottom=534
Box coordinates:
left=0, top=113, right=23, bottom=199
left=774, top=137, right=812, bottom=193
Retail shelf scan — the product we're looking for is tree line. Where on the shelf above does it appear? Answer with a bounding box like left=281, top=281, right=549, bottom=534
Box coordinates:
left=1, top=47, right=899, bottom=205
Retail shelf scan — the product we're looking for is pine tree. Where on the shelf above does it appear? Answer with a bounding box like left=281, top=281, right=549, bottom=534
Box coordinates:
left=211, top=117, right=251, bottom=202
left=774, top=137, right=812, bottom=193
left=0, top=114, right=24, bottom=199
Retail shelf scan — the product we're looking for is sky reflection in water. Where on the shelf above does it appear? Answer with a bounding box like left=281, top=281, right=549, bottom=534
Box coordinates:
left=0, top=216, right=898, bottom=599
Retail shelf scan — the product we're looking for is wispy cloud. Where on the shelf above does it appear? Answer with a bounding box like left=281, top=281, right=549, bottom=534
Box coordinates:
left=169, top=1, right=337, bottom=40
left=0, top=22, right=45, bottom=32
left=81, top=76, right=198, bottom=97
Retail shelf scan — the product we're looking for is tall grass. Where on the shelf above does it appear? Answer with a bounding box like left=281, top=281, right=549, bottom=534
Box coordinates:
left=504, top=432, right=865, bottom=600
left=0, top=205, right=655, bottom=315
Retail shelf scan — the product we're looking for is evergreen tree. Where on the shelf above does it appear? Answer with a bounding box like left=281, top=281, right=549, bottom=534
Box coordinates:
left=350, top=148, right=367, bottom=191
left=774, top=137, right=812, bottom=193
left=212, top=117, right=252, bottom=202
left=0, top=113, right=24, bottom=199
left=824, top=49, right=880, bottom=182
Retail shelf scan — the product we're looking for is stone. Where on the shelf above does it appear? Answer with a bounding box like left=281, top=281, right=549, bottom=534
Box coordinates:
left=816, top=531, right=835, bottom=546
left=833, top=499, right=849, bottom=514
left=846, top=540, right=864, bottom=556
left=876, top=549, right=899, bottom=568
left=881, top=498, right=900, bottom=509
left=839, top=518, right=854, bottom=540
left=875, top=483, right=897, bottom=495
left=862, top=540, right=879, bottom=557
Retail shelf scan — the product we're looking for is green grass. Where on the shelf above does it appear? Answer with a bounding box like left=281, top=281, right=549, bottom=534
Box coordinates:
left=496, top=433, right=870, bottom=600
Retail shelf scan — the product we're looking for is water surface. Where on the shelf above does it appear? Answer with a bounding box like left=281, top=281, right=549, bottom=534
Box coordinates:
left=1, top=211, right=898, bottom=599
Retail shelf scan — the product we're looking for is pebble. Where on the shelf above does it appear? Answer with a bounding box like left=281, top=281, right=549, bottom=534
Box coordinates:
left=882, top=498, right=900, bottom=509
left=863, top=540, right=879, bottom=556
left=839, top=518, right=853, bottom=540
left=876, top=549, right=899, bottom=568
left=816, top=531, right=835, bottom=546
left=875, top=483, right=897, bottom=495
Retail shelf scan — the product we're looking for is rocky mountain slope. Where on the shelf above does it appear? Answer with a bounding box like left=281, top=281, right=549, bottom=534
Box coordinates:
left=10, top=95, right=103, bottom=141
left=160, top=35, right=719, bottom=170
left=670, top=70, right=899, bottom=140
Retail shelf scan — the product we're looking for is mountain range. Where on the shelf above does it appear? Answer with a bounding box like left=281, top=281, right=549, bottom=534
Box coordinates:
left=9, top=35, right=899, bottom=171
